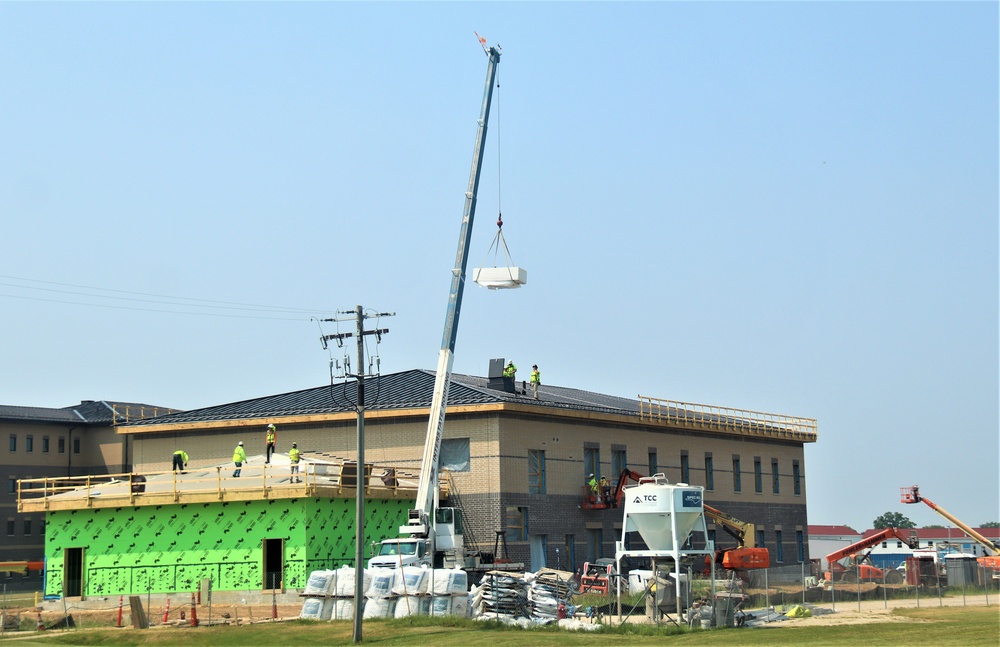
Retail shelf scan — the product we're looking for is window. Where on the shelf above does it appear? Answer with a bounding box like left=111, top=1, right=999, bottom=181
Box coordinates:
left=6, top=519, right=13, bottom=536
left=792, top=461, right=801, bottom=496
left=564, top=535, right=576, bottom=572
left=772, top=459, right=779, bottom=494
left=775, top=529, right=783, bottom=563
left=611, top=448, right=627, bottom=475
left=8, top=435, right=15, bottom=452
left=756, top=529, right=765, bottom=548
left=796, top=530, right=805, bottom=562
left=73, top=437, right=80, bottom=454
left=505, top=506, right=528, bottom=542
left=58, top=437, right=66, bottom=454
left=440, top=438, right=470, bottom=472
left=754, top=457, right=762, bottom=493
left=528, top=450, right=546, bottom=494
left=704, top=454, right=714, bottom=491
left=584, top=446, right=600, bottom=480
left=26, top=435, right=33, bottom=453
left=587, top=527, right=604, bottom=561
left=732, top=456, right=742, bottom=493
left=680, top=451, right=689, bottom=483
left=648, top=449, right=657, bottom=475
left=23, top=518, right=31, bottom=536
left=42, top=436, right=50, bottom=453
left=7, top=478, right=15, bottom=494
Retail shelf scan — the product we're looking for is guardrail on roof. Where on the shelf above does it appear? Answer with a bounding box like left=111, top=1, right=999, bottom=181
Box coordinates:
left=15, top=461, right=435, bottom=512
left=638, top=395, right=818, bottom=442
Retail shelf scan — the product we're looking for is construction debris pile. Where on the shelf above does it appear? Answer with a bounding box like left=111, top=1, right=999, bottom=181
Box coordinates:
left=471, top=569, right=581, bottom=624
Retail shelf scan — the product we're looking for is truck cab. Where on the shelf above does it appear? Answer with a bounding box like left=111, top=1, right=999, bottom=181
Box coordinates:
left=367, top=538, right=432, bottom=569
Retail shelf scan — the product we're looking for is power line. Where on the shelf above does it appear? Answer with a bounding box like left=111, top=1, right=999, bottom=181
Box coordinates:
left=0, top=274, right=333, bottom=321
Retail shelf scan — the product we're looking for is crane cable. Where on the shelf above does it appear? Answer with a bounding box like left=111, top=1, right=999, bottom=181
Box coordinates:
left=478, top=69, right=519, bottom=278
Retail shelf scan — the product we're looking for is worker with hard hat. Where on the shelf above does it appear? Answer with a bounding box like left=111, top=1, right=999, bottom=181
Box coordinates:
left=503, top=361, right=517, bottom=379
left=289, top=442, right=301, bottom=483
left=530, top=365, right=540, bottom=400
left=265, top=423, right=277, bottom=464
left=233, top=441, right=247, bottom=478
left=588, top=473, right=599, bottom=504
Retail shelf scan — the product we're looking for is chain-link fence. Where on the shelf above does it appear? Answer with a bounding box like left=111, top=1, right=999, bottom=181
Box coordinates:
left=728, top=560, right=997, bottom=614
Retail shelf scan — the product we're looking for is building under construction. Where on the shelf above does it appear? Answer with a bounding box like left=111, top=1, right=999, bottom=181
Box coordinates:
left=17, top=363, right=817, bottom=595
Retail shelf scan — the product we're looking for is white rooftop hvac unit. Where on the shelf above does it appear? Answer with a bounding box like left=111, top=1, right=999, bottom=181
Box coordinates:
left=472, top=266, right=527, bottom=290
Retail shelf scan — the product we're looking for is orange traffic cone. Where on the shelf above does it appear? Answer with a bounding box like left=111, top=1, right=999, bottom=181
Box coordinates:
left=189, top=592, right=198, bottom=627
left=36, top=611, right=45, bottom=631
left=162, top=597, right=170, bottom=623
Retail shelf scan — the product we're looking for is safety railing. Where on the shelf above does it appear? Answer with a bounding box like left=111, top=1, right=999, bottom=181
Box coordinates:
left=16, top=461, right=431, bottom=512
left=637, top=396, right=818, bottom=442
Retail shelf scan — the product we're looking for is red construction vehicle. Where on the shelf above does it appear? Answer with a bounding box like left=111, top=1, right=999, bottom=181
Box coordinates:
left=703, top=504, right=770, bottom=572
left=823, top=527, right=916, bottom=584
left=581, top=469, right=644, bottom=510
left=901, top=485, right=1000, bottom=571
left=580, top=558, right=616, bottom=595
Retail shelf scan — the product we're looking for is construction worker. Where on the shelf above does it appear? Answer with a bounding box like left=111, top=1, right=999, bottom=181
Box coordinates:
left=503, top=361, right=517, bottom=379
left=172, top=449, right=188, bottom=473
left=233, top=441, right=247, bottom=478
left=530, top=365, right=540, bottom=400
left=265, top=423, right=277, bottom=464
left=599, top=476, right=612, bottom=506
left=289, top=442, right=301, bottom=483
left=587, top=473, right=599, bottom=503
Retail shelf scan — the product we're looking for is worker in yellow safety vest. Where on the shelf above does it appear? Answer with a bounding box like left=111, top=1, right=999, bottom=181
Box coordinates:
left=172, top=450, right=188, bottom=473
left=233, top=441, right=247, bottom=477
left=503, top=361, right=517, bottom=379
left=289, top=442, right=301, bottom=483
left=530, top=365, right=540, bottom=400
left=265, top=424, right=277, bottom=463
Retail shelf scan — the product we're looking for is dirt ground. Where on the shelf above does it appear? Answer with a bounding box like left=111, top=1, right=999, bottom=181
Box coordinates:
left=764, top=594, right=995, bottom=627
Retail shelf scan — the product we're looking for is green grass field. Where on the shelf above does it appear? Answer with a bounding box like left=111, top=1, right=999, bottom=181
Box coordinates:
left=1, top=605, right=997, bottom=647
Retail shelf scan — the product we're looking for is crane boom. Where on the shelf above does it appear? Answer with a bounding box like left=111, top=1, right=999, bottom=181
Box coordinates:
left=409, top=44, right=502, bottom=537
left=901, top=485, right=1000, bottom=555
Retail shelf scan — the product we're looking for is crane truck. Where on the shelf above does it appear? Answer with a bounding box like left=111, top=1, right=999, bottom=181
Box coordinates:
left=823, top=527, right=916, bottom=584
left=369, top=41, right=520, bottom=577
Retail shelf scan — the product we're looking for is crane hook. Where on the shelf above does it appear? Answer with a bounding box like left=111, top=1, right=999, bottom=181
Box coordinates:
left=497, top=213, right=503, bottom=230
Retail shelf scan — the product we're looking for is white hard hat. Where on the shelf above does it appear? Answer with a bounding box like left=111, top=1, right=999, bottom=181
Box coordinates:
left=238, top=441, right=244, bottom=445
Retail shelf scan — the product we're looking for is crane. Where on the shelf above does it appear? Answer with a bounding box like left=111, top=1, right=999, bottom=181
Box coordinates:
left=369, top=39, right=503, bottom=571
left=901, top=485, right=1000, bottom=570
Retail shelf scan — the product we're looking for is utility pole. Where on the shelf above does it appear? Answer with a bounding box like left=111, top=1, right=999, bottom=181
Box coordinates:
left=320, top=305, right=392, bottom=644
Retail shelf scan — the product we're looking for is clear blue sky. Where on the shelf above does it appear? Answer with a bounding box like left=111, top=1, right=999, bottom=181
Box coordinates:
left=2, top=3, right=996, bottom=533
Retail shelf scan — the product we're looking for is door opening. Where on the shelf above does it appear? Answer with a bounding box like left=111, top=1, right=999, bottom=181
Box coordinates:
left=263, top=538, right=284, bottom=590
left=64, top=547, right=84, bottom=597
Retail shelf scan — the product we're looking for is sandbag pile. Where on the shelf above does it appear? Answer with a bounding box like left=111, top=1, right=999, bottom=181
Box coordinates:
left=301, top=566, right=469, bottom=620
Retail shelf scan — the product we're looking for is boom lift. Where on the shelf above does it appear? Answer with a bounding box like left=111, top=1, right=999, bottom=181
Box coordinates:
left=370, top=40, right=507, bottom=572
left=581, top=469, right=645, bottom=510
left=823, top=527, right=916, bottom=584
left=702, top=504, right=770, bottom=571
left=901, top=485, right=1000, bottom=570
